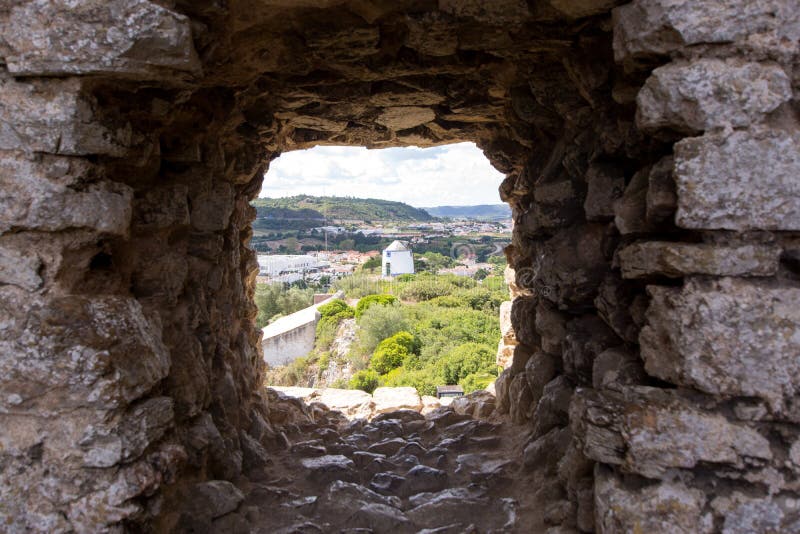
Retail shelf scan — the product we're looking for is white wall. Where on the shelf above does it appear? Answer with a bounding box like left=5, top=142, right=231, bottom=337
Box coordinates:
left=382, top=249, right=414, bottom=276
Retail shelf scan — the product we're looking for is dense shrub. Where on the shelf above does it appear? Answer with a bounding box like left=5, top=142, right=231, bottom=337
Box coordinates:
left=355, top=294, right=398, bottom=319
left=349, top=369, right=380, bottom=393
left=460, top=371, right=496, bottom=393
left=353, top=302, right=407, bottom=356
left=381, top=367, right=441, bottom=397
left=437, top=343, right=496, bottom=384
left=318, top=299, right=354, bottom=320
left=369, top=331, right=418, bottom=374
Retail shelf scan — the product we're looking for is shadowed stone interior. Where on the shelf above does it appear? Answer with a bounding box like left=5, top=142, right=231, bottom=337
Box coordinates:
left=0, top=0, right=799, bottom=532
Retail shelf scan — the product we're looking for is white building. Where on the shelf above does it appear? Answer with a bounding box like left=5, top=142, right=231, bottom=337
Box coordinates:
left=257, top=254, right=325, bottom=276
left=382, top=240, right=415, bottom=277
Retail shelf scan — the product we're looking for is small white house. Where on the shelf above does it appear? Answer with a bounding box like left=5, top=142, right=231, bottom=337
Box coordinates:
left=382, top=240, right=415, bottom=277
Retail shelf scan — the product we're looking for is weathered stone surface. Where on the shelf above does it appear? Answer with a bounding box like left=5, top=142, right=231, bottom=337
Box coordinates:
left=0, top=243, right=43, bottom=291
left=450, top=390, right=496, bottom=419
left=510, top=295, right=539, bottom=346
left=562, top=315, right=620, bottom=386
left=314, top=389, right=375, bottom=419
left=534, top=301, right=566, bottom=354
left=711, top=493, right=798, bottom=534
left=524, top=351, right=558, bottom=409
left=1, top=0, right=200, bottom=77
left=619, top=241, right=781, bottom=278
left=300, top=455, right=356, bottom=484
left=613, top=167, right=655, bottom=235
left=0, top=290, right=170, bottom=412
left=583, top=162, right=624, bottom=221
left=0, top=77, right=133, bottom=156
left=640, top=278, right=800, bottom=412
left=0, top=154, right=133, bottom=236
left=594, top=274, right=647, bottom=344
left=524, top=427, right=571, bottom=470
left=644, top=155, right=676, bottom=225
left=184, top=481, right=244, bottom=521
left=373, top=387, right=422, bottom=414
left=572, top=387, right=772, bottom=478
left=613, top=0, right=800, bottom=64
left=591, top=347, right=645, bottom=389
left=637, top=59, right=792, bottom=133
left=674, top=127, right=800, bottom=231
left=375, top=107, right=436, bottom=131
left=532, top=376, right=574, bottom=438
left=508, top=373, right=534, bottom=424
left=80, top=397, right=174, bottom=467
left=594, top=465, right=713, bottom=533
left=531, top=224, right=611, bottom=310
left=548, top=0, right=626, bottom=19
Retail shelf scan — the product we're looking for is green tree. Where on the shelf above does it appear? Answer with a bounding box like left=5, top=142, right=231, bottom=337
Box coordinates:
left=355, top=294, right=398, bottom=319
left=355, top=302, right=407, bottom=355
left=254, top=283, right=314, bottom=327
left=473, top=268, right=490, bottom=280
left=349, top=369, right=381, bottom=393
left=369, top=331, right=417, bottom=374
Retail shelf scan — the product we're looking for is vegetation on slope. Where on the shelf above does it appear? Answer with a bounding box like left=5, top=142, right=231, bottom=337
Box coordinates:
left=252, top=195, right=435, bottom=223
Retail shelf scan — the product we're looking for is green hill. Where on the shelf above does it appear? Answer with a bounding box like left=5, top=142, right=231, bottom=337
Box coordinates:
left=252, top=195, right=435, bottom=223
left=423, top=204, right=511, bottom=220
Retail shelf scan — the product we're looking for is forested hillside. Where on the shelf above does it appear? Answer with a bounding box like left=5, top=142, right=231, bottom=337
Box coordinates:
left=252, top=195, right=435, bottom=223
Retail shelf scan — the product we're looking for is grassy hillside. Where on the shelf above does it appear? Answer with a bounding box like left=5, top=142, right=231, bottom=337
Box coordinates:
left=422, top=204, right=511, bottom=220
left=252, top=195, right=435, bottom=223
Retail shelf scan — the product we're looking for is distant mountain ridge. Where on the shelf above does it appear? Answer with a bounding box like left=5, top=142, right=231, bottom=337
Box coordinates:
left=423, top=204, right=511, bottom=220
left=252, top=195, right=435, bottom=223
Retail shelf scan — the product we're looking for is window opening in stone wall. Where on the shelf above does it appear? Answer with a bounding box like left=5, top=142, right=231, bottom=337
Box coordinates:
left=252, top=142, right=513, bottom=417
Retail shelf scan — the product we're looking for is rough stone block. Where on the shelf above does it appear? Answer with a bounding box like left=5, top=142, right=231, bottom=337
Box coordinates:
left=508, top=373, right=533, bottom=424
left=1, top=0, right=200, bottom=77
left=613, top=0, right=800, bottom=64
left=572, top=387, right=772, bottom=479
left=0, top=290, right=171, bottom=412
left=640, top=278, right=800, bottom=412
left=591, top=347, right=646, bottom=389
left=534, top=300, right=566, bottom=354
left=190, top=181, right=235, bottom=232
left=524, top=350, right=558, bottom=409
left=583, top=162, right=624, bottom=221
left=618, top=241, right=781, bottom=279
left=375, top=107, right=435, bottom=131
left=530, top=223, right=611, bottom=310
left=133, top=184, right=190, bottom=233
left=637, top=59, right=791, bottom=133
left=0, top=243, right=43, bottom=291
left=80, top=397, right=174, bottom=467
left=0, top=152, right=133, bottom=236
left=548, top=0, right=626, bottom=19
left=594, top=464, right=713, bottom=533
left=0, top=76, right=133, bottom=156
left=594, top=273, right=647, bottom=344
left=644, top=155, right=676, bottom=225
left=712, top=493, right=798, bottom=534
left=510, top=295, right=539, bottom=346
left=674, top=128, right=800, bottom=231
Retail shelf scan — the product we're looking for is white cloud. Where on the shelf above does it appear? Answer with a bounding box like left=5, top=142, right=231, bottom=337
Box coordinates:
left=259, top=142, right=506, bottom=207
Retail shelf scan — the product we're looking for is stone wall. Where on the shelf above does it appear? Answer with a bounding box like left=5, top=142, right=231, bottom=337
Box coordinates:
left=261, top=291, right=344, bottom=367
left=262, top=317, right=320, bottom=367
left=0, top=0, right=798, bottom=532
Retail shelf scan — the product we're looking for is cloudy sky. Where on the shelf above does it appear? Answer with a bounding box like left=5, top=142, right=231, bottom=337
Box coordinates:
left=259, top=142, right=506, bottom=207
